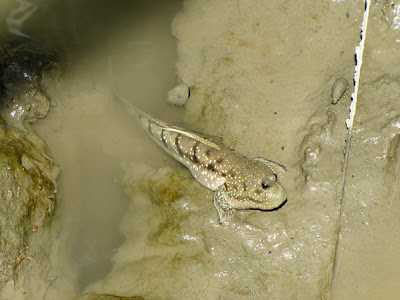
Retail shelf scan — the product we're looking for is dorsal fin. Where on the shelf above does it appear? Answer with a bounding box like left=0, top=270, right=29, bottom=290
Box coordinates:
left=113, top=91, right=221, bottom=150
left=162, top=127, right=221, bottom=150
left=253, top=157, right=287, bottom=178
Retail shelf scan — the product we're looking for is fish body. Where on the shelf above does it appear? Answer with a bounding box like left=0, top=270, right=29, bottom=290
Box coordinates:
left=132, top=108, right=288, bottom=224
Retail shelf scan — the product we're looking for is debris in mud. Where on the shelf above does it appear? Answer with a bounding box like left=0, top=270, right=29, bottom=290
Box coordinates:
left=0, top=38, right=61, bottom=129
left=74, top=292, right=144, bottom=300
left=331, top=77, right=349, bottom=104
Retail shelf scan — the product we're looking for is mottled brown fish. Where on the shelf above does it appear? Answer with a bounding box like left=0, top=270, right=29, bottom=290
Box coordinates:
left=118, top=97, right=288, bottom=223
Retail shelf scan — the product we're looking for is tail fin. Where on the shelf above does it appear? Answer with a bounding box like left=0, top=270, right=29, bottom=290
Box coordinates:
left=112, top=91, right=221, bottom=150
left=112, top=91, right=139, bottom=117
left=112, top=91, right=171, bottom=138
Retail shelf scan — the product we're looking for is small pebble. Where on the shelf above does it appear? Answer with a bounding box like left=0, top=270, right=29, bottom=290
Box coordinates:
left=331, top=77, right=349, bottom=104
left=167, top=84, right=190, bottom=106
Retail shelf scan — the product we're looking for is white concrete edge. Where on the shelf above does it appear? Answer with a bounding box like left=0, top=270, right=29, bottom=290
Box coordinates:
left=346, top=0, right=371, bottom=130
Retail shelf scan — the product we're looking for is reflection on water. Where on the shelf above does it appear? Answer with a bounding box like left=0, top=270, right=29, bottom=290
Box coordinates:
left=2, top=0, right=182, bottom=294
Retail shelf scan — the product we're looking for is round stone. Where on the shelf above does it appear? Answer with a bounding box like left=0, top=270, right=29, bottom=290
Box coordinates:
left=167, top=84, right=190, bottom=106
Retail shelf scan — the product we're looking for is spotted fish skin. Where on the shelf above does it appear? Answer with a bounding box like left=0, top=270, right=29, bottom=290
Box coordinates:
left=135, top=109, right=288, bottom=224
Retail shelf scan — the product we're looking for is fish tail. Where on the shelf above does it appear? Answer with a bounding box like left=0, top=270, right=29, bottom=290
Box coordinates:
left=135, top=109, right=171, bottom=144
left=113, top=91, right=169, bottom=133
left=113, top=91, right=220, bottom=163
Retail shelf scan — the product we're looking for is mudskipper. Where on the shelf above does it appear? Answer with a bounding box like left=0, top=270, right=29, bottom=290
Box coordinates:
left=119, top=96, right=288, bottom=224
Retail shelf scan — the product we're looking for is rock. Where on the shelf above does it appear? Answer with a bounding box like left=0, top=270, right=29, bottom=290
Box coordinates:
left=167, top=83, right=190, bottom=106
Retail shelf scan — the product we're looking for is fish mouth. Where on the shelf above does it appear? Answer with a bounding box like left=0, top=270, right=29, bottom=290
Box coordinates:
left=232, top=194, right=288, bottom=210
left=229, top=183, right=288, bottom=210
left=259, top=198, right=287, bottom=211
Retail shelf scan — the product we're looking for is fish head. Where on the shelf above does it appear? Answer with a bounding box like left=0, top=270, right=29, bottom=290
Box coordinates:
left=227, top=164, right=288, bottom=210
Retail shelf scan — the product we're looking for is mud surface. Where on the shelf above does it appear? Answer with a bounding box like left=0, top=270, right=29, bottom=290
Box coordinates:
left=331, top=2, right=400, bottom=298
left=85, top=0, right=357, bottom=298
left=86, top=1, right=400, bottom=299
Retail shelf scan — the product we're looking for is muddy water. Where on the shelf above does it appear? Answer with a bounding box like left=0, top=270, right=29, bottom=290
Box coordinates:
left=2, top=0, right=182, bottom=295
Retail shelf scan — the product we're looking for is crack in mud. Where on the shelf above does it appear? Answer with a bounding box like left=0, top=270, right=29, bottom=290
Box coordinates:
left=331, top=0, right=372, bottom=292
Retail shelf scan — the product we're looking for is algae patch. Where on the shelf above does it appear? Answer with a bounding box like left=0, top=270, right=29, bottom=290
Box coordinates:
left=137, top=168, right=190, bottom=206
left=135, top=166, right=208, bottom=246
left=0, top=37, right=61, bottom=298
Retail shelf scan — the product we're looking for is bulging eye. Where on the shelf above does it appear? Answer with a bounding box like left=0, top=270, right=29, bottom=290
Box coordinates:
left=261, top=180, right=270, bottom=189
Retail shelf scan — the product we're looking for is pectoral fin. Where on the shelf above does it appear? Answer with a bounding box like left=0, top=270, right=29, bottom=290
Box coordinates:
left=214, top=186, right=237, bottom=224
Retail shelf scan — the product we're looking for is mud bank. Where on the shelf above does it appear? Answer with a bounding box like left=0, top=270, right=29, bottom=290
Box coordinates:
left=0, top=39, right=61, bottom=299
